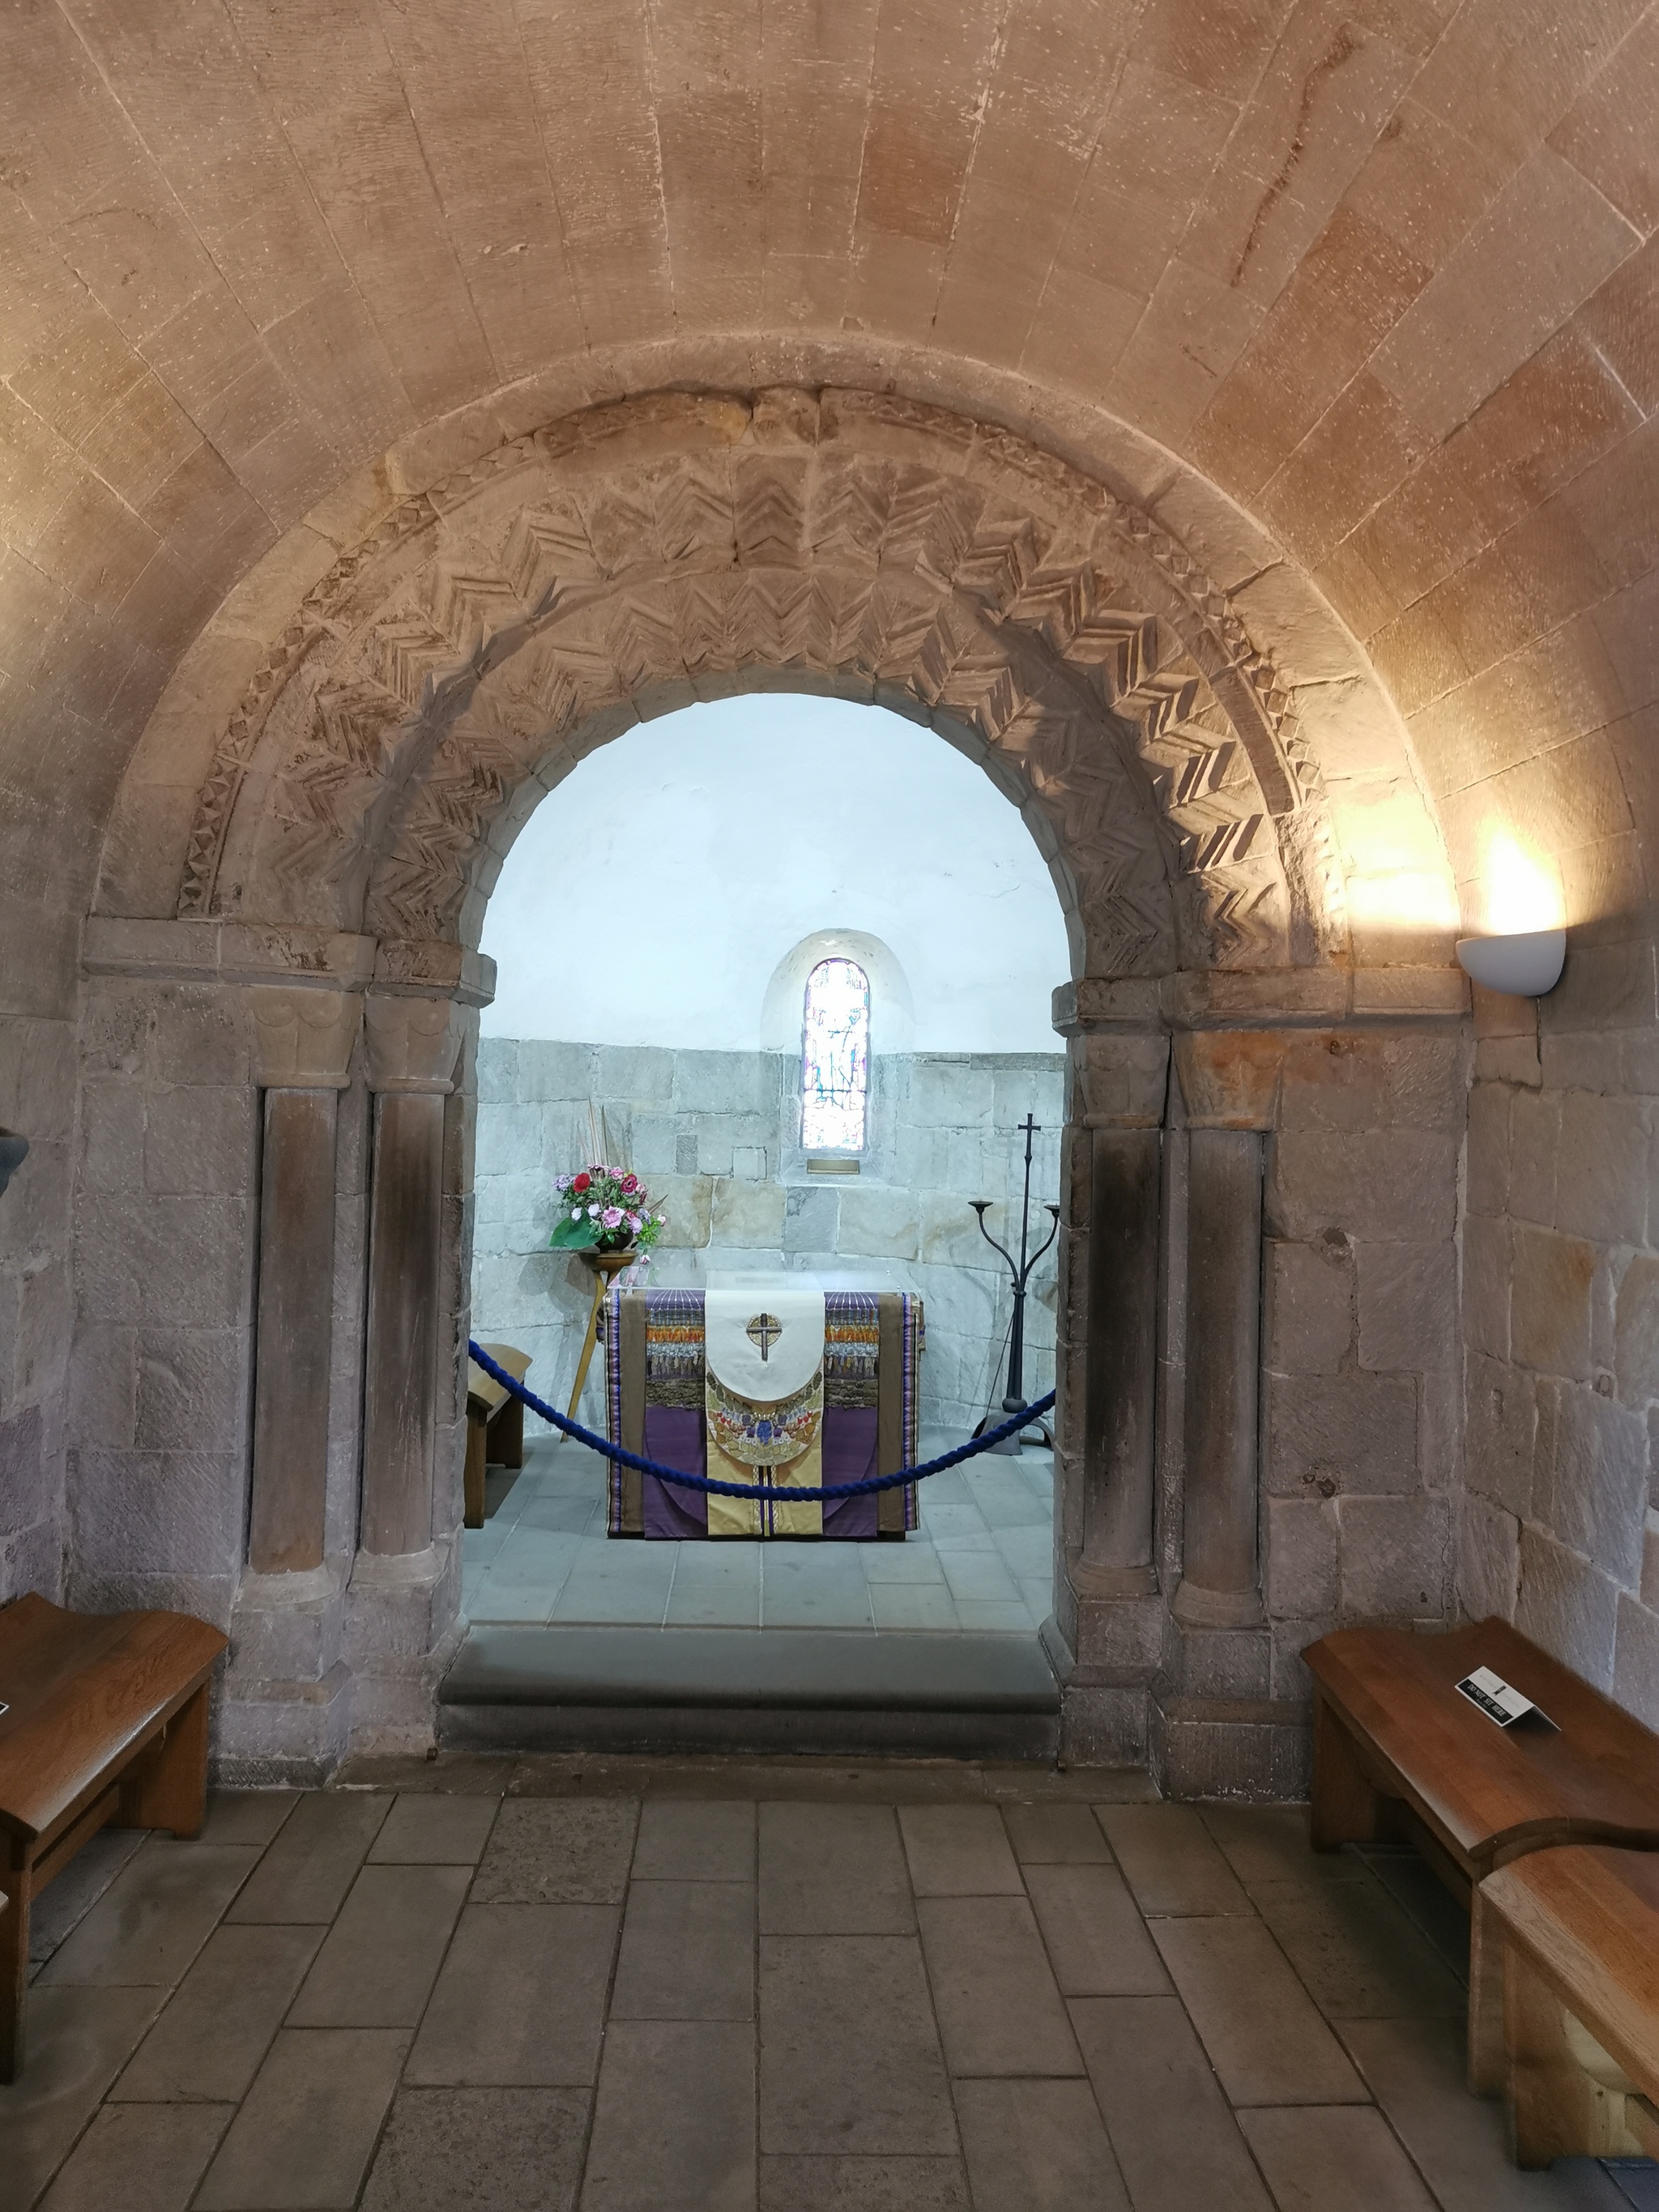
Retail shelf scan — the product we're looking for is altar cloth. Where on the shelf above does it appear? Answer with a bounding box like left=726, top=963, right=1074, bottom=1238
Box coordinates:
left=602, top=1288, right=923, bottom=1539
left=703, top=1275, right=824, bottom=1537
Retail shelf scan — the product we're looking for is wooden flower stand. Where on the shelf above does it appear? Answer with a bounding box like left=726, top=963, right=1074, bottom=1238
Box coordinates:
left=568, top=1249, right=640, bottom=1419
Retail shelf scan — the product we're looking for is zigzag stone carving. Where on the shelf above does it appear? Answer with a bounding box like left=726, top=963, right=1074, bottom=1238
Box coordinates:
left=184, top=389, right=1343, bottom=978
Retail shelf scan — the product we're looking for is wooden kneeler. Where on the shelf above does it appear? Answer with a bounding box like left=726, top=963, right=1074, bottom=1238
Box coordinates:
left=0, top=1592, right=226, bottom=2080
left=465, top=1341, right=531, bottom=1528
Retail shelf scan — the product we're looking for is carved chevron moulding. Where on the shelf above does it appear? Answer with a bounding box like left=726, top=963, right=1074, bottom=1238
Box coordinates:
left=179, top=388, right=1340, bottom=978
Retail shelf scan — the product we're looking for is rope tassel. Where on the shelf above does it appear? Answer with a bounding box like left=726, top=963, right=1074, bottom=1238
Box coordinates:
left=467, top=1341, right=1056, bottom=1503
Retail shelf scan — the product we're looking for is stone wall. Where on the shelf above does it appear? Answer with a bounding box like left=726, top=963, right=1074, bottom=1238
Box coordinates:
left=471, top=1039, right=1067, bottom=1433
left=0, top=1012, right=75, bottom=1606
left=1461, top=940, right=1659, bottom=1729
left=1255, top=1029, right=1465, bottom=1698
left=1054, top=1007, right=1469, bottom=1793
left=67, top=974, right=261, bottom=1631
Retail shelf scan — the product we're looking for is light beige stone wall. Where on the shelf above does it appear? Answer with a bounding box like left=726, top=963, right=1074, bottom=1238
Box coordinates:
left=6, top=0, right=1659, bottom=1772
left=0, top=1018, right=75, bottom=1604
left=1260, top=1029, right=1465, bottom=1700
left=1461, top=943, right=1659, bottom=1724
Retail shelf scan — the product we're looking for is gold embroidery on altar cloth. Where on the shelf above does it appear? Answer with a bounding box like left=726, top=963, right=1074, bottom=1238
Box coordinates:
left=705, top=1365, right=825, bottom=1538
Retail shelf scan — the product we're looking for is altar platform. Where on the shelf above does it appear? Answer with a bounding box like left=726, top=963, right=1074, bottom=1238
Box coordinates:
left=460, top=1426, right=1054, bottom=1634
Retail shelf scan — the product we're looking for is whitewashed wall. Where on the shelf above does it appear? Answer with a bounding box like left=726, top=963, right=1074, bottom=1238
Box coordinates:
left=478, top=697, right=1073, bottom=1055
left=471, top=1039, right=1065, bottom=1434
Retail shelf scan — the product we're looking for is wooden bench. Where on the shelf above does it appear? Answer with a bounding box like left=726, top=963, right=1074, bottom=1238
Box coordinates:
left=464, top=1341, right=531, bottom=1529
left=0, top=1591, right=226, bottom=2081
left=1305, top=1615, right=1659, bottom=2094
left=1474, top=1845, right=1659, bottom=2166
left=1305, top=1617, right=1659, bottom=1895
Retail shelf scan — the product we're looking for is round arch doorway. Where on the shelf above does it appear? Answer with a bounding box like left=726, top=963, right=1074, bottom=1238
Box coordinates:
left=461, top=693, right=1071, bottom=1658
left=83, top=379, right=1414, bottom=1778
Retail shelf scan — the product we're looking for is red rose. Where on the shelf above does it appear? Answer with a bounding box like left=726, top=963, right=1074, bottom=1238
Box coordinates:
left=572, top=1171, right=591, bottom=1193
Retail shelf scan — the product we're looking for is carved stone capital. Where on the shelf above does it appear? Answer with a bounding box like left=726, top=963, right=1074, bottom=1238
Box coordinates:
left=1174, top=1029, right=1290, bottom=1132
left=248, top=987, right=363, bottom=1090
left=364, top=994, right=465, bottom=1094
left=1065, top=1031, right=1171, bottom=1129
left=1052, top=978, right=1162, bottom=1034
left=374, top=939, right=497, bottom=1009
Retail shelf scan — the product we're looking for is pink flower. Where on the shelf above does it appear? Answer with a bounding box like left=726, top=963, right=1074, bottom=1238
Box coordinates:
left=621, top=1174, right=638, bottom=1195
left=625, top=1211, right=642, bottom=1233
left=601, top=1205, right=624, bottom=1230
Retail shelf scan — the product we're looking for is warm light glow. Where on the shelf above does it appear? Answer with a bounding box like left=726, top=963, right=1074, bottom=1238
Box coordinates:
left=1480, top=829, right=1564, bottom=936
left=1344, top=872, right=1461, bottom=934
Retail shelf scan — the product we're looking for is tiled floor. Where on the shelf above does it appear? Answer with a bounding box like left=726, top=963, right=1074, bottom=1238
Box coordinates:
left=9, top=1754, right=1659, bottom=2212
left=461, top=1431, right=1055, bottom=1634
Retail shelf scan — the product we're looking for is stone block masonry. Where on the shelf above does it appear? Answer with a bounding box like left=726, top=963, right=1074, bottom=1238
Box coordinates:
left=471, top=1040, right=1066, bottom=1433
left=1461, top=966, right=1659, bottom=1728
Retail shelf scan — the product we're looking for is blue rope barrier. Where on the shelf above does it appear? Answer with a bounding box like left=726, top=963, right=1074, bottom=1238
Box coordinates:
left=468, top=1340, right=1056, bottom=1503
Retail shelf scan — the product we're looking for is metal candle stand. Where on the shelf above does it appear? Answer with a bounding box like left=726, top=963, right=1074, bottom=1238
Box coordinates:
left=971, top=1112, right=1060, bottom=1452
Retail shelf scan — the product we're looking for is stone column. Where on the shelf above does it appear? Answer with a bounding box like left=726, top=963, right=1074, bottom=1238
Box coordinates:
left=1049, top=991, right=1170, bottom=1600
left=247, top=989, right=363, bottom=1573
left=1078, top=1126, right=1163, bottom=1592
left=360, top=995, right=464, bottom=1558
left=1174, top=1127, right=1265, bottom=1626
left=1171, top=1031, right=1276, bottom=1630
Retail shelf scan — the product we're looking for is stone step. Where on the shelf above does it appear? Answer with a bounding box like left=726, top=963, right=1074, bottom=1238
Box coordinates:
left=437, top=1624, right=1060, bottom=1761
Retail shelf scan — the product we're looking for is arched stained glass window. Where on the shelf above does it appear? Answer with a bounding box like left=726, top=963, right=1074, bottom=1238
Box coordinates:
left=801, top=958, right=870, bottom=1153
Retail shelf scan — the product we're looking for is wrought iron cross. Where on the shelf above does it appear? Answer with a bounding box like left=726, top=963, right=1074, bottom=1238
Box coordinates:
left=970, top=1113, right=1060, bottom=1447
left=746, top=1311, right=783, bottom=1362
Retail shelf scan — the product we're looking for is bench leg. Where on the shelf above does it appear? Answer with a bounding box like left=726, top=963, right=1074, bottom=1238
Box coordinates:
left=494, top=1396, right=524, bottom=1471
left=1468, top=1882, right=1506, bottom=2096
left=1506, top=1941, right=1644, bottom=2166
left=0, top=1848, right=28, bottom=2085
left=1309, top=1693, right=1381, bottom=1851
left=464, top=1410, right=488, bottom=1530
left=117, top=1682, right=211, bottom=1839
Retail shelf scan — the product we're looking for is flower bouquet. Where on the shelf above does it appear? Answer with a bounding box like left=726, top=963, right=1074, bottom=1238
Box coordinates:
left=550, top=1162, right=667, bottom=1259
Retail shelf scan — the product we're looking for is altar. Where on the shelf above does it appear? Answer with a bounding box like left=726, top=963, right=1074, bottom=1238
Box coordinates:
left=600, top=1276, right=923, bottom=1539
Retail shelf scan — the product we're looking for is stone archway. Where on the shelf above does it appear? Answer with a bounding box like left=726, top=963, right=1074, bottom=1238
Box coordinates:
left=178, top=388, right=1341, bottom=979
left=79, top=382, right=1461, bottom=1786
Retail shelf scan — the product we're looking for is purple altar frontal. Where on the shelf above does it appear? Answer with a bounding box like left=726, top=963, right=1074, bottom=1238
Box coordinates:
left=638, top=1405, right=882, bottom=1538
left=601, top=1288, right=923, bottom=1541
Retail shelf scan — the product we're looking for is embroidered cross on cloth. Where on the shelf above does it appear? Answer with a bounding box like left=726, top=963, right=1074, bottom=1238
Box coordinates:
left=704, top=1274, right=825, bottom=1536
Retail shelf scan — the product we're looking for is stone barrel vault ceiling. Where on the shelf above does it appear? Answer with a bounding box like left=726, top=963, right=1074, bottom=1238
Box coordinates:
left=2, top=0, right=1658, bottom=1017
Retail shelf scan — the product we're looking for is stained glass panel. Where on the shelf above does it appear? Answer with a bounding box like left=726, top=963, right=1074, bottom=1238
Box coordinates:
left=801, top=957, right=870, bottom=1153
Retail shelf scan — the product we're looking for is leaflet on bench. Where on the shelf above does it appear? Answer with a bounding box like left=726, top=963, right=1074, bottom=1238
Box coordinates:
left=1456, top=1665, right=1554, bottom=1729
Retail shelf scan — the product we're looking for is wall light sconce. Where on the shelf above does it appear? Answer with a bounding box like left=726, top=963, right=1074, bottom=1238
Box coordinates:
left=1455, top=927, right=1566, bottom=999
left=1456, top=830, right=1567, bottom=997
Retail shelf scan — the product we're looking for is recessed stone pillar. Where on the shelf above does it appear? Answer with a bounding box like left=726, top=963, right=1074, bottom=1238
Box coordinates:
left=247, top=988, right=363, bottom=1573
left=1053, top=1016, right=1170, bottom=1597
left=1078, top=1125, right=1163, bottom=1593
left=1047, top=983, right=1171, bottom=1765
left=1171, top=1029, right=1277, bottom=1632
left=360, top=995, right=464, bottom=1558
left=1173, top=1126, right=1265, bottom=1627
